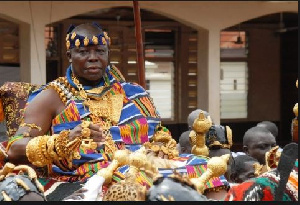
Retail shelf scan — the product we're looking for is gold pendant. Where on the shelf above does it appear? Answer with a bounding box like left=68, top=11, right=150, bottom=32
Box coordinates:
left=83, top=93, right=123, bottom=125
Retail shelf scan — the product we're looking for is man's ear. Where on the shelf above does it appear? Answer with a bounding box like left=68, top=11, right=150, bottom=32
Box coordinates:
left=66, top=50, right=72, bottom=63
left=243, top=145, right=249, bottom=154
left=229, top=172, right=237, bottom=183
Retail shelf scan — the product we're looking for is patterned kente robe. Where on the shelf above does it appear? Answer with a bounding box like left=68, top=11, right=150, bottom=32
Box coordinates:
left=27, top=64, right=161, bottom=182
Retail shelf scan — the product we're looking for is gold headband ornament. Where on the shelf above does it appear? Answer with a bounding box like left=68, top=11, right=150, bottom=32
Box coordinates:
left=65, top=24, right=111, bottom=50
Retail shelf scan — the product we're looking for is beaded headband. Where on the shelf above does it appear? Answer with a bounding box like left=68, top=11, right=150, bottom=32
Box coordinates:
left=65, top=23, right=111, bottom=50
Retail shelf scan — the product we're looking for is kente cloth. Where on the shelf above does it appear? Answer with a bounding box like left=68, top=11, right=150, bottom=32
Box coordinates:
left=25, top=64, right=161, bottom=182
left=225, top=159, right=298, bottom=201
left=157, top=154, right=230, bottom=193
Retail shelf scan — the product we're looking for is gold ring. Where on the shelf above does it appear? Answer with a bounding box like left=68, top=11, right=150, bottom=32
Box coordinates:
left=81, top=120, right=91, bottom=129
left=81, top=127, right=91, bottom=138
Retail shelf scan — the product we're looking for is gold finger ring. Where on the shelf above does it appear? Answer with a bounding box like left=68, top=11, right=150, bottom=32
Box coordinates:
left=81, top=120, right=91, bottom=128
left=81, top=127, right=91, bottom=138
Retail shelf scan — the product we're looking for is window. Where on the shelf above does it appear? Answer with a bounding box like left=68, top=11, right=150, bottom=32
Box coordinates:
left=220, top=31, right=248, bottom=119
left=144, top=29, right=175, bottom=120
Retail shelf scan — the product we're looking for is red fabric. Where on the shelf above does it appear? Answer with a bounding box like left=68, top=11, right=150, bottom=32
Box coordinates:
left=261, top=187, right=274, bottom=201
left=224, top=182, right=254, bottom=201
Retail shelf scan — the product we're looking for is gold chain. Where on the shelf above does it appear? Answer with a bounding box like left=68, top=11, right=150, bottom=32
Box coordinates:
left=72, top=75, right=113, bottom=139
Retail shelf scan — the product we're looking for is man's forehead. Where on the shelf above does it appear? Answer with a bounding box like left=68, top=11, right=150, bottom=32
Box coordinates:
left=249, top=135, right=276, bottom=145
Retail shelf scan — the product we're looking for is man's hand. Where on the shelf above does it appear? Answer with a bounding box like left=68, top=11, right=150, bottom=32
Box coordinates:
left=69, top=122, right=105, bottom=143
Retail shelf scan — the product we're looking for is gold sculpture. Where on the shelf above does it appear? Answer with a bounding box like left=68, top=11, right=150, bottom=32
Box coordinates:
left=102, top=147, right=151, bottom=201
left=143, top=125, right=179, bottom=159
left=190, top=112, right=212, bottom=156
left=190, top=154, right=230, bottom=194
left=265, top=145, right=281, bottom=172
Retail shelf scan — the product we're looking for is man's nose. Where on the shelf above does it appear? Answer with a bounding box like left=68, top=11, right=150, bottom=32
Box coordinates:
left=88, top=50, right=98, bottom=62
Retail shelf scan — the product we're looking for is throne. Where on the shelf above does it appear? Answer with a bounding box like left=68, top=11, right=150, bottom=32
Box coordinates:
left=0, top=82, right=40, bottom=143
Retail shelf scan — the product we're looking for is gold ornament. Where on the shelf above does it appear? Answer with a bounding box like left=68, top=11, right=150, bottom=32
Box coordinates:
left=84, top=36, right=89, bottom=46
left=81, top=127, right=91, bottom=138
left=92, top=36, right=98, bottom=45
left=66, top=40, right=70, bottom=50
left=225, top=125, right=233, bottom=148
left=65, top=34, right=69, bottom=41
left=253, top=162, right=264, bottom=177
left=190, top=112, right=211, bottom=157
left=20, top=123, right=42, bottom=132
left=190, top=154, right=230, bottom=194
left=102, top=37, right=106, bottom=45
left=145, top=126, right=179, bottom=159
left=71, top=32, right=76, bottom=40
left=265, top=145, right=281, bottom=171
left=103, top=31, right=109, bottom=39
left=75, top=39, right=80, bottom=48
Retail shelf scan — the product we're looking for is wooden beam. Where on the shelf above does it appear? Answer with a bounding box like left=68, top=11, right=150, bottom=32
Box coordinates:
left=133, top=1, right=146, bottom=88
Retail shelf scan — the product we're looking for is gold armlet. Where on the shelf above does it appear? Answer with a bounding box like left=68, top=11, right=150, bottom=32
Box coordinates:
left=20, top=123, right=42, bottom=132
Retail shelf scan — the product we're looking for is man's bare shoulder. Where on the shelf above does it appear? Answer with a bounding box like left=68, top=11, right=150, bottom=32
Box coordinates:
left=25, top=87, right=65, bottom=116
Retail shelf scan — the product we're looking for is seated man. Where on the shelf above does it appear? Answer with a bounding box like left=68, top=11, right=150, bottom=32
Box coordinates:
left=243, top=127, right=276, bottom=165
left=228, top=155, right=259, bottom=184
left=6, top=22, right=161, bottom=184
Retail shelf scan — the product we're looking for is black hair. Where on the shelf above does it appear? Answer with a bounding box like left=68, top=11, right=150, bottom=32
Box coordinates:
left=257, top=121, right=278, bottom=138
left=243, top=126, right=274, bottom=146
left=230, top=155, right=258, bottom=177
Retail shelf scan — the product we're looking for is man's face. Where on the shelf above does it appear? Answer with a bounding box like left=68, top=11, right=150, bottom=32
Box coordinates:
left=68, top=44, right=109, bottom=82
left=234, top=161, right=256, bottom=183
left=245, top=133, right=276, bottom=164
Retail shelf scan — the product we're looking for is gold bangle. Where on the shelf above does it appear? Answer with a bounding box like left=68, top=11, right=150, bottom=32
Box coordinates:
left=55, top=130, right=69, bottom=158
left=46, top=134, right=59, bottom=161
left=40, top=135, right=51, bottom=162
left=36, top=136, right=51, bottom=166
left=26, top=136, right=50, bottom=167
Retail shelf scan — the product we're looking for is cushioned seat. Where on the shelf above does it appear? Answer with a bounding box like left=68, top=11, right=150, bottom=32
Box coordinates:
left=0, top=82, right=40, bottom=140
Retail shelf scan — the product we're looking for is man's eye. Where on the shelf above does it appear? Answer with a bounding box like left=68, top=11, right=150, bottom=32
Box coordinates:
left=79, top=50, right=88, bottom=54
left=96, top=49, right=105, bottom=53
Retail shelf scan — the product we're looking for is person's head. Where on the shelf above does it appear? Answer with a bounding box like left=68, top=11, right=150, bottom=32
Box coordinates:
left=187, top=109, right=212, bottom=130
left=229, top=155, right=259, bottom=183
left=178, top=131, right=192, bottom=154
left=66, top=23, right=110, bottom=85
left=257, top=121, right=278, bottom=138
left=243, top=126, right=276, bottom=165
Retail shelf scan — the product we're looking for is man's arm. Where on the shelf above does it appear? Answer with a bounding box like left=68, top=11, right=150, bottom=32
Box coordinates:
left=7, top=88, right=64, bottom=165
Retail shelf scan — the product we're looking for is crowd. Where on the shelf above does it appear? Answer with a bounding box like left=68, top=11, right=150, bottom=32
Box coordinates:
left=0, top=22, right=298, bottom=201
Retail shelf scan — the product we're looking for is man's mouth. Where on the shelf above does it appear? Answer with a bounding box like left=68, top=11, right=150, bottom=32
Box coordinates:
left=86, top=67, right=101, bottom=73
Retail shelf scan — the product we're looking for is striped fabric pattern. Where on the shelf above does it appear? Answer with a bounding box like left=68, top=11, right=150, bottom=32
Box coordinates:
left=52, top=101, right=80, bottom=126
left=119, top=117, right=149, bottom=144
left=132, top=96, right=160, bottom=118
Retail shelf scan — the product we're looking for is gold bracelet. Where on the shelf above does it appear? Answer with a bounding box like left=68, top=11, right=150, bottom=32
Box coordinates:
left=36, top=136, right=51, bottom=166
left=26, top=137, right=47, bottom=167
left=46, top=134, right=59, bottom=161
left=54, top=130, right=69, bottom=158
